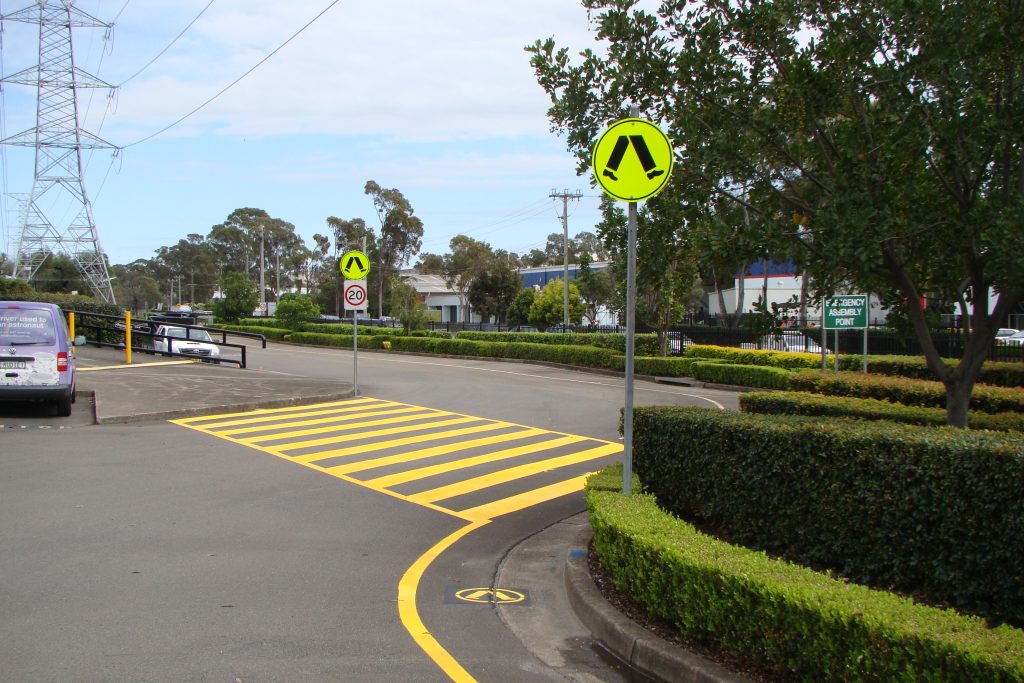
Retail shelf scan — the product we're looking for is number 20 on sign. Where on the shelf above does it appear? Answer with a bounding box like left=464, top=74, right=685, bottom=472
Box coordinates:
left=343, top=280, right=367, bottom=311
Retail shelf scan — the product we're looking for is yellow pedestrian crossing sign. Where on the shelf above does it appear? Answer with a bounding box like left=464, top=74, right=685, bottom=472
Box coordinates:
left=340, top=250, right=370, bottom=280
left=592, top=117, right=674, bottom=202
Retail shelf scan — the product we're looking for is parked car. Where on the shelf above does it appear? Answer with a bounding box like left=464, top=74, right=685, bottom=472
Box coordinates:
left=760, top=331, right=826, bottom=354
left=997, top=330, right=1024, bottom=346
left=995, top=328, right=1020, bottom=342
left=667, top=332, right=694, bottom=355
left=0, top=301, right=85, bottom=416
left=152, top=325, right=220, bottom=361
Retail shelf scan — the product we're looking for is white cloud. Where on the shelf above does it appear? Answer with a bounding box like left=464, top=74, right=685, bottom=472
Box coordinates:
left=95, top=0, right=602, bottom=143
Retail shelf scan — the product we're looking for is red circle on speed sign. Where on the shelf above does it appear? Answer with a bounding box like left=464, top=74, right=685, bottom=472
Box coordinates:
left=344, top=281, right=367, bottom=309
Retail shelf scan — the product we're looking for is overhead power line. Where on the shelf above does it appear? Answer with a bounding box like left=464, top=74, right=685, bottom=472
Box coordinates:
left=117, top=0, right=215, bottom=87
left=123, top=0, right=341, bottom=148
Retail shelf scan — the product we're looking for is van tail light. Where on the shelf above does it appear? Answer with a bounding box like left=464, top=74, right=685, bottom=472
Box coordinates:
left=57, top=352, right=69, bottom=372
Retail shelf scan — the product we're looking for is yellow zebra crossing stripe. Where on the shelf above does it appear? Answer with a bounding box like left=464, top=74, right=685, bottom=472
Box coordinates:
left=172, top=397, right=621, bottom=522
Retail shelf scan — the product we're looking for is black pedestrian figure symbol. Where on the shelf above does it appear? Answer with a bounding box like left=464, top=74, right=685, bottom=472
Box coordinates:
left=602, top=135, right=664, bottom=181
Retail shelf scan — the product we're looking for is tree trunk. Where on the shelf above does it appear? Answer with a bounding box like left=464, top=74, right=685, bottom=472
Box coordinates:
left=882, top=249, right=1021, bottom=427
left=945, top=377, right=974, bottom=429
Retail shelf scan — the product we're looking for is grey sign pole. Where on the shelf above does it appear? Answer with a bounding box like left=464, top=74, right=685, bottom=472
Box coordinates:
left=352, top=309, right=359, bottom=396
left=623, top=199, right=638, bottom=495
left=821, top=297, right=828, bottom=371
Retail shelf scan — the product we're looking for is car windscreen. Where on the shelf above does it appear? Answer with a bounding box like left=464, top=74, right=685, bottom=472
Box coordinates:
left=167, top=328, right=212, bottom=341
left=0, top=308, right=55, bottom=345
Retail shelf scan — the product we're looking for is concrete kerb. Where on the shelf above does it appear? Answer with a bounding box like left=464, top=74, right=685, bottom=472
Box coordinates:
left=565, top=523, right=754, bottom=683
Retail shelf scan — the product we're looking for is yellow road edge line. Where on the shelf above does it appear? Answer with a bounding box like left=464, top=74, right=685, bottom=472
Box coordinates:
left=173, top=397, right=380, bottom=425
left=408, top=442, right=623, bottom=505
left=212, top=404, right=415, bottom=436
left=398, top=519, right=487, bottom=683
left=327, top=428, right=548, bottom=476
left=364, top=434, right=586, bottom=489
left=239, top=409, right=450, bottom=445
left=78, top=359, right=198, bottom=372
left=457, top=473, right=594, bottom=521
left=286, top=419, right=504, bottom=462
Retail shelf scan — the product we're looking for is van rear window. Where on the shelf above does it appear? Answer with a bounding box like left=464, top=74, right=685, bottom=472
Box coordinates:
left=0, top=308, right=55, bottom=345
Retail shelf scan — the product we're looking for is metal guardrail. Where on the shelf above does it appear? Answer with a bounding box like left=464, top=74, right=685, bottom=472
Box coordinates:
left=68, top=310, right=267, bottom=369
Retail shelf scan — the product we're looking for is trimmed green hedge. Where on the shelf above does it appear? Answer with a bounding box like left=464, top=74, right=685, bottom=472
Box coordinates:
left=218, top=324, right=292, bottom=341
left=691, top=361, right=792, bottom=389
left=834, top=354, right=1024, bottom=388
left=298, top=321, right=410, bottom=337
left=586, top=466, right=1024, bottom=682
left=740, top=391, right=1024, bottom=432
left=790, top=370, right=1024, bottom=413
left=633, top=356, right=702, bottom=377
left=629, top=406, right=1024, bottom=626
left=685, top=343, right=833, bottom=369
left=458, top=330, right=659, bottom=356
left=284, top=332, right=626, bottom=370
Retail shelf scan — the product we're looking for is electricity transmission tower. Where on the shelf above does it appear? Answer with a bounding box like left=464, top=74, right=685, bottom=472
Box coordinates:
left=1, top=0, right=117, bottom=303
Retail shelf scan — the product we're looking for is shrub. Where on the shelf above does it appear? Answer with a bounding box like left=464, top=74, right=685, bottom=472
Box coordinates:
left=789, top=370, right=1024, bottom=413
left=274, top=293, right=319, bottom=330
left=299, top=321, right=406, bottom=337
left=459, top=330, right=659, bottom=355
left=217, top=324, right=291, bottom=341
left=835, top=354, right=1024, bottom=388
left=586, top=467, right=1024, bottom=682
left=690, top=361, right=791, bottom=389
left=633, top=356, right=702, bottom=377
left=684, top=343, right=833, bottom=370
left=629, top=406, right=1024, bottom=625
left=740, top=391, right=1024, bottom=432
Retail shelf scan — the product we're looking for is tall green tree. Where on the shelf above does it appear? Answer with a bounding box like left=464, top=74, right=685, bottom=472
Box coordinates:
left=468, top=263, right=520, bottom=324
left=574, top=252, right=615, bottom=325
left=111, top=262, right=163, bottom=313
left=154, top=234, right=220, bottom=304
left=596, top=191, right=703, bottom=351
left=529, top=278, right=586, bottom=330
left=528, top=0, right=1024, bottom=426
left=364, top=181, right=424, bottom=318
left=441, top=235, right=494, bottom=322
left=213, top=271, right=258, bottom=323
left=507, top=288, right=537, bottom=327
left=388, top=276, right=429, bottom=333
left=31, top=252, right=89, bottom=295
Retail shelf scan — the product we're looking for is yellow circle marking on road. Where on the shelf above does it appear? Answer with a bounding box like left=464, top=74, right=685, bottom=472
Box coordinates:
left=591, top=117, right=674, bottom=202
left=454, top=587, right=527, bottom=605
left=340, top=250, right=370, bottom=279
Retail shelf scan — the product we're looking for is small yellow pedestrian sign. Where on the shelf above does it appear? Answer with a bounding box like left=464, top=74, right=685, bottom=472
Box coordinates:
left=592, top=117, right=674, bottom=202
left=451, top=587, right=528, bottom=605
left=340, top=250, right=370, bottom=280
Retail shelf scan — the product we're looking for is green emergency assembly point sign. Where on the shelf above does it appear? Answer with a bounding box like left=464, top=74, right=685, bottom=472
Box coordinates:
left=592, top=118, right=674, bottom=202
left=340, top=250, right=370, bottom=280
left=825, top=294, right=868, bottom=329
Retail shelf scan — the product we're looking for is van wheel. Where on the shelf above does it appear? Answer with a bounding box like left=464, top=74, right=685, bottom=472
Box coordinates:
left=56, top=394, right=72, bottom=417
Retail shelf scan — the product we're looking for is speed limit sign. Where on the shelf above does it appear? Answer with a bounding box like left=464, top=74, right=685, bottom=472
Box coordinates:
left=343, top=279, right=367, bottom=311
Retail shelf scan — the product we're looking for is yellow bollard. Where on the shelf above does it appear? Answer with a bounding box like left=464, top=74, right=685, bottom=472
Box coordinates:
left=125, top=311, right=132, bottom=365
left=68, top=311, right=75, bottom=340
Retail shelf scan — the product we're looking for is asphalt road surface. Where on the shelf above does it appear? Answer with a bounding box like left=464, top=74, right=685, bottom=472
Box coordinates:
left=0, top=341, right=738, bottom=681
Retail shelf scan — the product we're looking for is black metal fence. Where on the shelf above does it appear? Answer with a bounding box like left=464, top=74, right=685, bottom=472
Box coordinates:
left=69, top=311, right=267, bottom=369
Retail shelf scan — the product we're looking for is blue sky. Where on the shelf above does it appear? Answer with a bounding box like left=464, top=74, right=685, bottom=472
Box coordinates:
left=0, top=0, right=649, bottom=267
